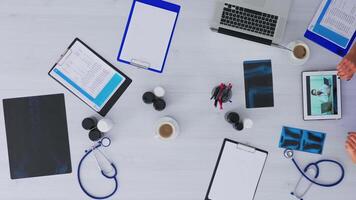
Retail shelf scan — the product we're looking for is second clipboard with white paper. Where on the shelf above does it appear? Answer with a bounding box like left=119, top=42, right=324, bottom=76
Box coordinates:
left=117, top=0, right=180, bottom=73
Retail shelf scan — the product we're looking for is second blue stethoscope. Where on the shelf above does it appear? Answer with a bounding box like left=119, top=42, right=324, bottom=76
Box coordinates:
left=284, top=149, right=345, bottom=200
left=77, top=137, right=119, bottom=199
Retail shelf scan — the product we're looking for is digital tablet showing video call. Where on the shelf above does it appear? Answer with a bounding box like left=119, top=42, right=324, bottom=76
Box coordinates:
left=302, top=71, right=341, bottom=120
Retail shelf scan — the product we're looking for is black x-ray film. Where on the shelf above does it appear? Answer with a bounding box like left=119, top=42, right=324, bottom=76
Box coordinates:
left=3, top=94, right=72, bottom=179
left=243, top=60, right=274, bottom=108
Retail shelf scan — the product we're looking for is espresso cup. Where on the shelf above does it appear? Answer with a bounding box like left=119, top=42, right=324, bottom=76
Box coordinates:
left=287, top=40, right=310, bottom=66
left=155, top=117, right=179, bottom=140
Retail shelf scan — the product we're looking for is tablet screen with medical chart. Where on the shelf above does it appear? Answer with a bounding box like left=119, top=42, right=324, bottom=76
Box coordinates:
left=302, top=71, right=341, bottom=120
left=305, top=0, right=356, bottom=56
left=49, top=38, right=132, bottom=116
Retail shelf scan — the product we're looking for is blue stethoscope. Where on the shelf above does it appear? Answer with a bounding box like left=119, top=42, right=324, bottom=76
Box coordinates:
left=77, top=137, right=119, bottom=199
left=284, top=149, right=345, bottom=200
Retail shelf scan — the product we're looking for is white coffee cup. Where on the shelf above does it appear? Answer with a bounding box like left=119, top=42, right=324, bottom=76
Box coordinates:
left=287, top=40, right=310, bottom=66
left=155, top=117, right=179, bottom=140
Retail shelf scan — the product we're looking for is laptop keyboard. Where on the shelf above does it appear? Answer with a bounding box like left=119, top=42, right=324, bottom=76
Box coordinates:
left=220, top=3, right=278, bottom=37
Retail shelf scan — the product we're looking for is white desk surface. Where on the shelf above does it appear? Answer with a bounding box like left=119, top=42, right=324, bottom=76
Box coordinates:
left=0, top=0, right=355, bottom=199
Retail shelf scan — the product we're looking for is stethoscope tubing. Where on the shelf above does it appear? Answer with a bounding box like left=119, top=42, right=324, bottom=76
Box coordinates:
left=77, top=142, right=119, bottom=199
left=291, top=157, right=345, bottom=187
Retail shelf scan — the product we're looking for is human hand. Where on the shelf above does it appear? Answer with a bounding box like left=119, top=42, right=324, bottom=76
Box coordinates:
left=337, top=44, right=356, bottom=80
left=346, top=133, right=356, bottom=163
left=337, top=59, right=356, bottom=80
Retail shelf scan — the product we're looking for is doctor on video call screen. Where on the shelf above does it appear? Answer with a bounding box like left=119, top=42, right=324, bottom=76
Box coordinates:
left=306, top=74, right=338, bottom=116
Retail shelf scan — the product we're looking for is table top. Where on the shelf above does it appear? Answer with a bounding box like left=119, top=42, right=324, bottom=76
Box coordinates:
left=0, top=0, right=355, bottom=199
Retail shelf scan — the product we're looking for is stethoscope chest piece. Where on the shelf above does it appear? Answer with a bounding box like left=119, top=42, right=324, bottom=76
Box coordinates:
left=100, top=137, right=111, bottom=147
left=284, top=149, right=294, bottom=159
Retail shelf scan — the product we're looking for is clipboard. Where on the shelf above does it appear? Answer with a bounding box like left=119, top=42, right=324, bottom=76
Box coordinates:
left=49, top=38, right=132, bottom=116
left=117, top=0, right=180, bottom=73
left=304, top=0, right=356, bottom=57
left=205, top=139, right=268, bottom=200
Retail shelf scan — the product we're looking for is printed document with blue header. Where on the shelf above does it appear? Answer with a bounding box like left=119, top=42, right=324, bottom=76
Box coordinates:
left=117, top=0, right=180, bottom=73
left=305, top=0, right=356, bottom=56
left=49, top=38, right=131, bottom=116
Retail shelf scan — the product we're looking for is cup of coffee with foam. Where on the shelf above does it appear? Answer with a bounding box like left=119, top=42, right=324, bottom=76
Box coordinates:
left=155, top=117, right=179, bottom=140
left=287, top=40, right=310, bottom=66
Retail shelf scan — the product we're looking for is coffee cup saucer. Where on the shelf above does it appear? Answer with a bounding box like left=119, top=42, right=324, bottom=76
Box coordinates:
left=287, top=41, right=310, bottom=66
left=155, top=116, right=180, bottom=140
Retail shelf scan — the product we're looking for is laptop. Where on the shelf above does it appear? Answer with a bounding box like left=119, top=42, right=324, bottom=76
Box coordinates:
left=210, top=0, right=292, bottom=46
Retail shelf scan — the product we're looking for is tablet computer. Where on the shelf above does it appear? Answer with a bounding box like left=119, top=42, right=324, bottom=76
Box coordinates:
left=304, top=0, right=356, bottom=57
left=302, top=71, right=341, bottom=120
left=49, top=38, right=132, bottom=116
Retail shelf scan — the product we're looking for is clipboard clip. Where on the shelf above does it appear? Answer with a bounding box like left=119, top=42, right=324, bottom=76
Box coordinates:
left=56, top=48, right=72, bottom=66
left=237, top=143, right=256, bottom=153
left=130, top=59, right=150, bottom=69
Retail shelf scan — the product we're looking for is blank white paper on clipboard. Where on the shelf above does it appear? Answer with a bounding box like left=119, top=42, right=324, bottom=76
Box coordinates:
left=206, top=139, right=268, bottom=200
left=117, top=0, right=180, bottom=73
